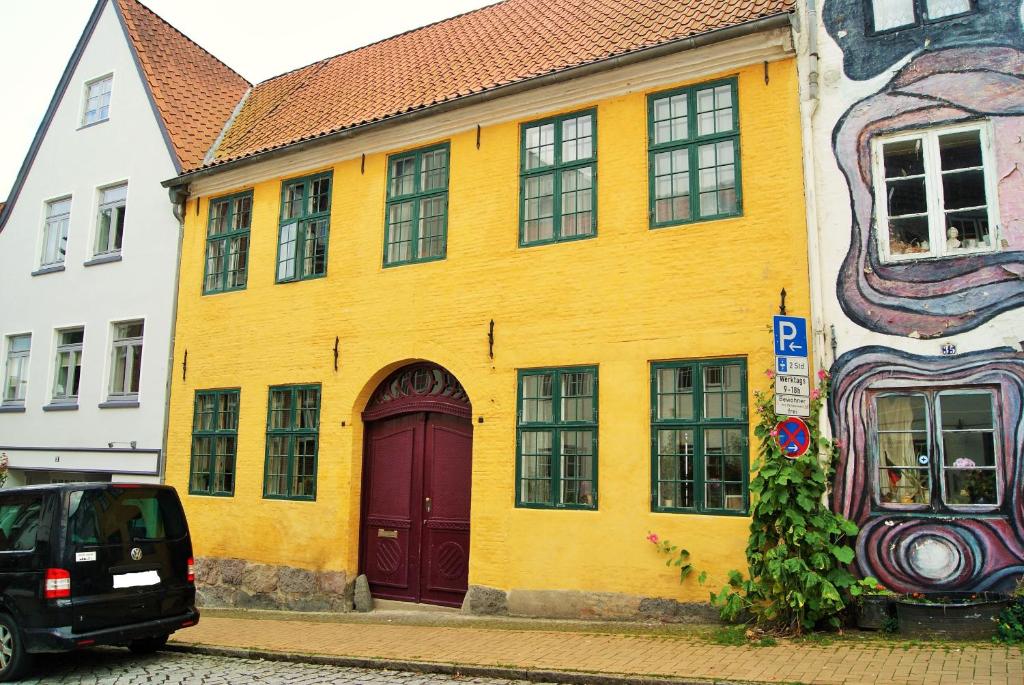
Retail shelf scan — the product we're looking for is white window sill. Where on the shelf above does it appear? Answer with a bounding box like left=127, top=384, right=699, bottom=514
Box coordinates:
left=84, top=253, right=122, bottom=267
left=32, top=264, right=66, bottom=277
left=77, top=118, right=109, bottom=131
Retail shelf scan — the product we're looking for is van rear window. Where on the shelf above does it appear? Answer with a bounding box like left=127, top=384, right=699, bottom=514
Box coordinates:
left=0, top=495, right=43, bottom=552
left=68, top=487, right=186, bottom=546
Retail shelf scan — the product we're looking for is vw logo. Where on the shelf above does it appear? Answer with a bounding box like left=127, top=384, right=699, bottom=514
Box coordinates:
left=130, top=547, right=143, bottom=561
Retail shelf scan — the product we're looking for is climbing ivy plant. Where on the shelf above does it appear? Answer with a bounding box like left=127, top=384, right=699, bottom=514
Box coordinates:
left=710, top=369, right=859, bottom=634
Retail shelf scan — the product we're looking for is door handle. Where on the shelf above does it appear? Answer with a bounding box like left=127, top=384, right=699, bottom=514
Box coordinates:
left=425, top=497, right=432, bottom=513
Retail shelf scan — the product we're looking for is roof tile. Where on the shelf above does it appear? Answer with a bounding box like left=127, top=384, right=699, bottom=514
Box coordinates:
left=117, top=0, right=251, bottom=170
left=200, top=0, right=792, bottom=171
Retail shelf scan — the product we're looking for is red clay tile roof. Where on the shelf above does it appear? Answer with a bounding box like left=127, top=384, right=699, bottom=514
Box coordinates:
left=117, top=0, right=251, bottom=170
left=200, top=0, right=793, bottom=172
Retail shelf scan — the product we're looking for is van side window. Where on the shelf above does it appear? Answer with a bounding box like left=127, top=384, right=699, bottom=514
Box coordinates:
left=0, top=496, right=43, bottom=552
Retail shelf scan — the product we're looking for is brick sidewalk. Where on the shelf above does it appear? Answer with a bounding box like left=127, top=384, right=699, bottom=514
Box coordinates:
left=168, top=611, right=1024, bottom=685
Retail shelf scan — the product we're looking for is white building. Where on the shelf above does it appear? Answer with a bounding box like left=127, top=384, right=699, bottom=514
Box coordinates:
left=795, top=1, right=1024, bottom=592
left=0, top=0, right=249, bottom=485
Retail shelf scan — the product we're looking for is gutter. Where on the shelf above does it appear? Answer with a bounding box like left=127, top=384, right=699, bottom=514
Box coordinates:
left=157, top=187, right=189, bottom=484
left=163, top=12, right=793, bottom=189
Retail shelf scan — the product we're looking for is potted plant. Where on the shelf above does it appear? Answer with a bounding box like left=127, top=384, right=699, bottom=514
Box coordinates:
left=851, top=577, right=895, bottom=630
left=896, top=591, right=1013, bottom=639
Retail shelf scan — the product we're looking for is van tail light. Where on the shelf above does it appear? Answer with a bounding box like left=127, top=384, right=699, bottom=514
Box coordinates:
left=187, top=557, right=195, bottom=583
left=45, top=568, right=71, bottom=599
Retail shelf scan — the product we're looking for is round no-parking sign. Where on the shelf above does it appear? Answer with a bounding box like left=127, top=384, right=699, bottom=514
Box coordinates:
left=775, top=417, right=810, bottom=459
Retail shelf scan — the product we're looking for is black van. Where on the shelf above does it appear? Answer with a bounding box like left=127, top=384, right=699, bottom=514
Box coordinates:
left=0, top=483, right=198, bottom=681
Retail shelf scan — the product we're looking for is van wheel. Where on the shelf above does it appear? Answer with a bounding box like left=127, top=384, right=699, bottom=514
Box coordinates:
left=128, top=634, right=169, bottom=654
left=0, top=613, right=31, bottom=682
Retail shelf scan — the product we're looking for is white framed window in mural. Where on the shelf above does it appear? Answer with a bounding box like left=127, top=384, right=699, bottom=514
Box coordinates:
left=82, top=75, right=112, bottom=126
left=3, top=335, right=31, bottom=406
left=94, top=184, right=127, bottom=256
left=873, top=123, right=998, bottom=263
left=108, top=321, right=143, bottom=400
left=40, top=197, right=72, bottom=267
left=868, top=0, right=975, bottom=33
left=872, top=389, right=1001, bottom=512
left=52, top=328, right=84, bottom=404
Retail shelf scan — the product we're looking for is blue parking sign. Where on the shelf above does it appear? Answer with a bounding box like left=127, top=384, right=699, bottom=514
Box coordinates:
left=773, top=316, right=808, bottom=357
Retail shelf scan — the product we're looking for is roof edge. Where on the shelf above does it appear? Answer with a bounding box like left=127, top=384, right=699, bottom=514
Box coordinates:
left=0, top=0, right=109, bottom=233
left=203, top=87, right=253, bottom=165
left=165, top=11, right=794, bottom=189
left=113, top=0, right=184, bottom=172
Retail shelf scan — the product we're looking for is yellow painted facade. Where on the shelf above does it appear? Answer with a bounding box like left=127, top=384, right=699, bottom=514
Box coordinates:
left=166, top=57, right=810, bottom=604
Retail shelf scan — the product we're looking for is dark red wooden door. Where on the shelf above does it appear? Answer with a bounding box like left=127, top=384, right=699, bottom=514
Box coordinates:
left=361, top=412, right=472, bottom=607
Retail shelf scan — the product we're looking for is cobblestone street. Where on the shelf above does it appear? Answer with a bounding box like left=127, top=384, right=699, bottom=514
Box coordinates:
left=19, top=649, right=542, bottom=685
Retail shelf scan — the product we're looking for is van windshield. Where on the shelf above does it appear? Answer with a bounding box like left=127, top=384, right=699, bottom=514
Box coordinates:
left=67, top=487, right=186, bottom=547
left=0, top=495, right=43, bottom=552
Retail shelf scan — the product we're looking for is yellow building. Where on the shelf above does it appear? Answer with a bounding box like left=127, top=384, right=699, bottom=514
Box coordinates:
left=164, top=0, right=808, bottom=618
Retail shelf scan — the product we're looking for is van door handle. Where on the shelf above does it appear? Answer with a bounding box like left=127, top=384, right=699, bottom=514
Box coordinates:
left=425, top=497, right=432, bottom=513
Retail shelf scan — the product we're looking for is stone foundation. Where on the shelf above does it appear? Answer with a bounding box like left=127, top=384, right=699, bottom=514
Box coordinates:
left=194, top=557, right=354, bottom=612
left=462, top=584, right=719, bottom=622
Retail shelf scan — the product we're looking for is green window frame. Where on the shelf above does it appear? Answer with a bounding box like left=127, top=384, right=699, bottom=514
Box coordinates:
left=384, top=143, right=450, bottom=266
left=651, top=359, right=748, bottom=515
left=648, top=78, right=742, bottom=228
left=277, top=173, right=332, bottom=283
left=204, top=191, right=252, bottom=294
left=263, top=384, right=320, bottom=501
left=515, top=366, right=598, bottom=509
left=519, top=109, right=597, bottom=246
left=189, top=389, right=240, bottom=496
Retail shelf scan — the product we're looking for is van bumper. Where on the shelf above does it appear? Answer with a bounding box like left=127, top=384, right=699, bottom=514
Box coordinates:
left=23, top=609, right=200, bottom=653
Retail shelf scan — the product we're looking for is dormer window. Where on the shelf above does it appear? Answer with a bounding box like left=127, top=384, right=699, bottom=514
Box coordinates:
left=82, top=75, right=112, bottom=126
left=869, top=0, right=974, bottom=33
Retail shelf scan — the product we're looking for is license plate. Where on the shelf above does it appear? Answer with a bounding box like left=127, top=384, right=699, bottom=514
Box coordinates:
left=112, top=570, right=160, bottom=588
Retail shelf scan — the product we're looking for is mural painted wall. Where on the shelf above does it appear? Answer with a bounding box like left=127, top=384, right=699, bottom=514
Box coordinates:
left=797, top=0, right=1024, bottom=591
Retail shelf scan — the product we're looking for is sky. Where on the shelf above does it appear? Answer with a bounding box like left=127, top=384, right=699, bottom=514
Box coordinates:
left=0, top=0, right=498, bottom=201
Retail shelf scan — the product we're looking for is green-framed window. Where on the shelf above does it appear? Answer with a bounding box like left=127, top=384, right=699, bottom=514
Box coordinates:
left=204, top=191, right=252, bottom=294
left=263, top=384, right=320, bottom=500
left=189, top=389, right=240, bottom=496
left=384, top=143, right=449, bottom=266
left=516, top=366, right=598, bottom=509
left=277, top=173, right=332, bottom=282
left=651, top=359, right=748, bottom=515
left=648, top=79, right=741, bottom=228
left=520, top=109, right=597, bottom=246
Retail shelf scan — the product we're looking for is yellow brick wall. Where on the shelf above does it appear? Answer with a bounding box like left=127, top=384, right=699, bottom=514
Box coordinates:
left=166, top=58, right=810, bottom=602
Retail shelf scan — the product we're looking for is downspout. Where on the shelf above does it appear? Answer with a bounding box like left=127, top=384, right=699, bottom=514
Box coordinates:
left=159, top=185, right=189, bottom=484
left=796, top=3, right=828, bottom=380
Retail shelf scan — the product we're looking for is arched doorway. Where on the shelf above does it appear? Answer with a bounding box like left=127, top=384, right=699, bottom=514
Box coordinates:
left=359, top=363, right=473, bottom=607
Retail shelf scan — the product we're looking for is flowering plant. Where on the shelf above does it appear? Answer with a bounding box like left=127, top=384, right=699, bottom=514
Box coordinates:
left=647, top=532, right=699, bottom=583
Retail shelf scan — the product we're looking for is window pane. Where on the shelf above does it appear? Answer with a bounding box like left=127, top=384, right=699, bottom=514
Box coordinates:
left=560, top=166, right=594, bottom=238
left=265, top=438, right=290, bottom=496
left=704, top=364, right=743, bottom=420
left=926, top=0, right=971, bottom=19
left=877, top=395, right=930, bottom=504
left=657, top=429, right=694, bottom=508
left=302, top=219, right=329, bottom=276
left=386, top=201, right=414, bottom=264
left=520, top=430, right=553, bottom=503
left=308, top=177, right=330, bottom=214
left=523, top=174, right=555, bottom=242
left=521, top=374, right=553, bottom=423
left=206, top=240, right=226, bottom=291
left=656, top=366, right=693, bottom=420
left=561, top=371, right=594, bottom=422
left=420, top=149, right=448, bottom=192
left=283, top=183, right=305, bottom=220
left=296, top=388, right=320, bottom=429
left=390, top=156, right=416, bottom=197
left=653, top=149, right=691, bottom=223
left=652, top=93, right=688, bottom=145
left=269, top=390, right=292, bottom=430
left=705, top=428, right=745, bottom=511
left=417, top=196, right=446, bottom=258
left=524, top=123, right=555, bottom=170
left=940, top=393, right=993, bottom=431
left=293, top=437, right=317, bottom=497
left=872, top=0, right=916, bottom=30
left=696, top=140, right=737, bottom=217
left=560, top=431, right=594, bottom=506
left=208, top=200, right=229, bottom=236
left=227, top=235, right=249, bottom=288
left=190, top=437, right=212, bottom=492
left=888, top=216, right=931, bottom=256
left=696, top=85, right=734, bottom=136
left=561, top=114, right=594, bottom=163
left=277, top=223, right=297, bottom=280
left=232, top=196, right=252, bottom=230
